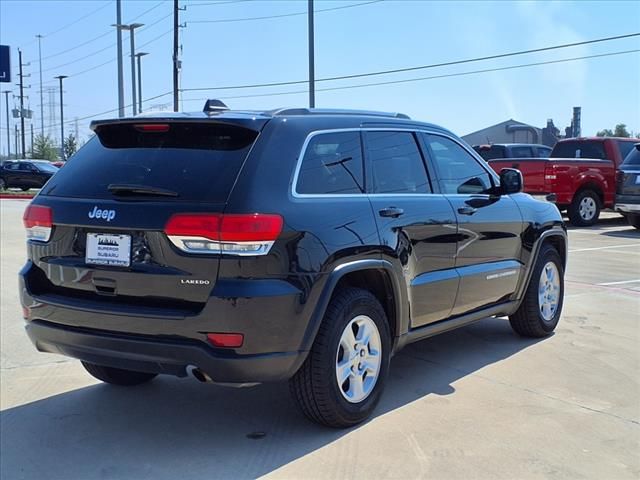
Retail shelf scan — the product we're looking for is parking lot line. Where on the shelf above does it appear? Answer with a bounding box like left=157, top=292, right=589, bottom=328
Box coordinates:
left=568, top=244, right=639, bottom=253
left=597, top=279, right=640, bottom=286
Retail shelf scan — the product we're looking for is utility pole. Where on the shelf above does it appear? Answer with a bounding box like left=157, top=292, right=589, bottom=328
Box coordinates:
left=36, top=34, right=45, bottom=135
left=115, top=0, right=124, bottom=118
left=55, top=75, right=67, bottom=160
left=30, top=123, right=34, bottom=154
left=135, top=52, right=148, bottom=113
left=18, top=49, right=27, bottom=158
left=2, top=90, right=10, bottom=159
left=173, top=0, right=180, bottom=112
left=308, top=0, right=315, bottom=108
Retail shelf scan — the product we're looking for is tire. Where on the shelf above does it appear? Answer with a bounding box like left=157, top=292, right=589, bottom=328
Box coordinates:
left=568, top=189, right=600, bottom=226
left=509, top=244, right=564, bottom=338
left=21, top=187, right=30, bottom=192
left=82, top=362, right=157, bottom=386
left=289, top=287, right=391, bottom=428
left=627, top=214, right=640, bottom=230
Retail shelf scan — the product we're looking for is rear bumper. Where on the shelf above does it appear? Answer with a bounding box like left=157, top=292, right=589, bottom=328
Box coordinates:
left=25, top=319, right=306, bottom=383
left=615, top=194, right=640, bottom=214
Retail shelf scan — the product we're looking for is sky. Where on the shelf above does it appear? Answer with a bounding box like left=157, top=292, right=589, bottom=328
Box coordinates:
left=0, top=0, right=639, bottom=156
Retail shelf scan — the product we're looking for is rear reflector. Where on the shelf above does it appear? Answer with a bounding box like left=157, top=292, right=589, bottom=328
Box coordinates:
left=207, top=333, right=244, bottom=348
left=164, top=213, right=283, bottom=256
left=134, top=124, right=170, bottom=132
left=23, top=205, right=53, bottom=242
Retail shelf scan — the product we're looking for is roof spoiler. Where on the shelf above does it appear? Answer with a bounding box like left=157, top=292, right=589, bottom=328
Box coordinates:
left=203, top=99, right=229, bottom=113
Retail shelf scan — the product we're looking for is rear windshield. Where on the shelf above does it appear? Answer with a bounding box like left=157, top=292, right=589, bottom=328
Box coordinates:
left=621, top=145, right=640, bottom=166
left=551, top=141, right=606, bottom=159
left=474, top=145, right=505, bottom=161
left=40, top=123, right=258, bottom=202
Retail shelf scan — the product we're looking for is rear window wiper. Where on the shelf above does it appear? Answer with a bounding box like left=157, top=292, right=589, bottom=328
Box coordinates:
left=108, top=184, right=179, bottom=197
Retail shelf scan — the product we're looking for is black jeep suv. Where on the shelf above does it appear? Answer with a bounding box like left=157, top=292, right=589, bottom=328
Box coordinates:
left=20, top=105, right=567, bottom=427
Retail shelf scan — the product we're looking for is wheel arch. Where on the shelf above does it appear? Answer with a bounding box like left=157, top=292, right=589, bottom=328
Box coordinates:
left=299, top=260, right=406, bottom=354
left=573, top=181, right=604, bottom=206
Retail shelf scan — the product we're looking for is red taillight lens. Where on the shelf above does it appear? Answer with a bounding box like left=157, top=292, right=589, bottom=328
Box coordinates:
left=164, top=213, right=283, bottom=255
left=134, top=124, right=170, bottom=132
left=207, top=332, right=244, bottom=348
left=23, top=205, right=53, bottom=241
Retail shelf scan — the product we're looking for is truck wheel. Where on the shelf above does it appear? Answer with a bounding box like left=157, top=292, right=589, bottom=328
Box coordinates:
left=627, top=214, right=640, bottom=230
left=568, top=190, right=600, bottom=226
left=82, top=362, right=157, bottom=386
left=509, top=244, right=564, bottom=337
left=289, top=288, right=391, bottom=428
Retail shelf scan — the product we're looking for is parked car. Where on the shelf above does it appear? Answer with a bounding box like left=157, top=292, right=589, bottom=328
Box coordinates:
left=473, top=143, right=552, bottom=160
left=615, top=143, right=640, bottom=229
left=487, top=137, right=638, bottom=226
left=0, top=160, right=59, bottom=191
left=20, top=105, right=567, bottom=427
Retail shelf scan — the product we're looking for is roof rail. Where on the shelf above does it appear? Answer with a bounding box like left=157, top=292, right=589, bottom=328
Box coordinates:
left=267, top=108, right=410, bottom=120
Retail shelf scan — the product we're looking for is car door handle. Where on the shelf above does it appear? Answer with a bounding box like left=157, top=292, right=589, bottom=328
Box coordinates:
left=457, top=206, right=477, bottom=215
left=379, top=207, right=404, bottom=218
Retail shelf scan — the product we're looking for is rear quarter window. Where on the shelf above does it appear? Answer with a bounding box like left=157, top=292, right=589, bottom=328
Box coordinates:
left=40, top=123, right=258, bottom=202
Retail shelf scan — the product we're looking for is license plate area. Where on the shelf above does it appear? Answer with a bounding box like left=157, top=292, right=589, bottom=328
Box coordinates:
left=86, top=233, right=132, bottom=267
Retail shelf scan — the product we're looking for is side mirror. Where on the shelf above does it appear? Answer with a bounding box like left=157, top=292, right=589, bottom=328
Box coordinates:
left=499, top=168, right=523, bottom=194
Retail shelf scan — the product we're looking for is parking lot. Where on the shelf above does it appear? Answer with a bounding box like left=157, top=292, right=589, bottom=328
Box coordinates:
left=0, top=198, right=638, bottom=479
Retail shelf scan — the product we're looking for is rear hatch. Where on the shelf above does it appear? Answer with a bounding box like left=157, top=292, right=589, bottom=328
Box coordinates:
left=26, top=120, right=263, bottom=315
left=617, top=145, right=640, bottom=196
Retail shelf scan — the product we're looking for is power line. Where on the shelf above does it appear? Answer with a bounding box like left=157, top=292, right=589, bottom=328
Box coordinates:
left=181, top=49, right=640, bottom=102
left=188, top=0, right=383, bottom=23
left=181, top=32, right=640, bottom=92
left=43, top=1, right=115, bottom=39
left=185, top=0, right=255, bottom=6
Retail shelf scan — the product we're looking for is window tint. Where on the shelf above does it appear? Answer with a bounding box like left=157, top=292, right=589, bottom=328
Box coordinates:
left=537, top=146, right=552, bottom=158
left=621, top=145, right=640, bottom=166
left=4, top=163, right=19, bottom=170
left=617, top=141, right=636, bottom=162
left=426, top=135, right=493, bottom=194
left=510, top=146, right=534, bottom=158
left=40, top=123, right=258, bottom=202
left=551, top=141, right=605, bottom=159
left=474, top=145, right=506, bottom=161
left=365, top=131, right=430, bottom=194
left=296, top=131, right=364, bottom=194
left=19, top=162, right=36, bottom=171
left=34, top=163, right=59, bottom=174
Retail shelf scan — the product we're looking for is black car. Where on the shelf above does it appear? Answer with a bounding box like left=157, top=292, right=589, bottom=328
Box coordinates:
left=0, top=160, right=58, bottom=191
left=616, top=143, right=640, bottom=229
left=20, top=105, right=567, bottom=427
left=473, top=143, right=553, bottom=161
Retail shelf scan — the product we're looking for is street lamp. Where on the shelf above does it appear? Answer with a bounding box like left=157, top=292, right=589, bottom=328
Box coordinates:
left=135, top=52, right=149, bottom=114
left=54, top=75, right=67, bottom=160
left=112, top=23, right=144, bottom=115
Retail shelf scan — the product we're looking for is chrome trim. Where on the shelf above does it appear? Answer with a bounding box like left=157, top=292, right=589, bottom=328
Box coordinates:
left=167, top=235, right=275, bottom=256
left=291, top=127, right=499, bottom=199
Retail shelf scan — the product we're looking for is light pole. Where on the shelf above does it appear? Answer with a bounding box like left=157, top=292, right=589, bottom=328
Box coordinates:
left=115, top=0, right=124, bottom=118
left=135, top=52, right=148, bottom=113
left=55, top=75, right=67, bottom=160
left=2, top=90, right=10, bottom=159
left=308, top=0, right=315, bottom=108
left=36, top=34, right=44, bottom=135
left=112, top=23, right=143, bottom=115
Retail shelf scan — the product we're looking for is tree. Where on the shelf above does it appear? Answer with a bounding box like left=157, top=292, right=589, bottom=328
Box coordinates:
left=596, top=124, right=631, bottom=137
left=64, top=133, right=78, bottom=159
left=31, top=134, right=59, bottom=161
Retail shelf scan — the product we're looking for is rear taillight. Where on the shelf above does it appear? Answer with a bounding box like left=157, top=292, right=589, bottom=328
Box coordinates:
left=544, top=163, right=557, bottom=182
left=23, top=205, right=53, bottom=242
left=164, top=213, right=283, bottom=256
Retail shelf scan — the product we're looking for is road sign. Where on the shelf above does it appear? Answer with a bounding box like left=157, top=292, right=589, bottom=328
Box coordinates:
left=0, top=45, right=10, bottom=83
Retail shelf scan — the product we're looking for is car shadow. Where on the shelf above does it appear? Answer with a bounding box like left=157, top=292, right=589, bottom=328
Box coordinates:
left=0, top=318, right=545, bottom=480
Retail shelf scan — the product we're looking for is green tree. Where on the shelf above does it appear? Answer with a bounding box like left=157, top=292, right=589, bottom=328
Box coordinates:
left=63, top=133, right=78, bottom=159
left=31, top=134, right=59, bottom=161
left=613, top=123, right=630, bottom=137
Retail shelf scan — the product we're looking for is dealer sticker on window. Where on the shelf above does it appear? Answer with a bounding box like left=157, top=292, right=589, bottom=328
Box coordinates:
left=86, top=233, right=132, bottom=267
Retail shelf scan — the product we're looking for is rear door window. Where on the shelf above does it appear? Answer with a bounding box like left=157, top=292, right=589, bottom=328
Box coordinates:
left=40, top=123, right=259, bottom=202
left=296, top=131, right=364, bottom=194
left=364, top=131, right=431, bottom=194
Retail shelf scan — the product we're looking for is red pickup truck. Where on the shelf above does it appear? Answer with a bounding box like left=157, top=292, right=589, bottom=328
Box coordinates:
left=488, top=137, right=638, bottom=226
